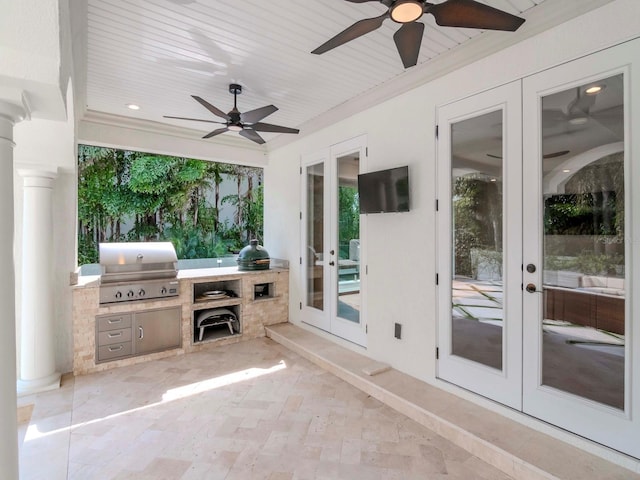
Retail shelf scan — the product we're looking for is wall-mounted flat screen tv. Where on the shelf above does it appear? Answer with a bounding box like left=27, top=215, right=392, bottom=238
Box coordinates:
left=358, top=166, right=410, bottom=214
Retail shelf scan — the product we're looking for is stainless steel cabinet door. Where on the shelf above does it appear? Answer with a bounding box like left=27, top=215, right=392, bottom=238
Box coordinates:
left=134, top=306, right=181, bottom=355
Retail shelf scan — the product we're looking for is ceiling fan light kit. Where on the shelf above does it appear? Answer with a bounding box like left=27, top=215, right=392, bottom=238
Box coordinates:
left=313, top=0, right=526, bottom=68
left=390, top=1, right=424, bottom=23
left=164, top=83, right=300, bottom=144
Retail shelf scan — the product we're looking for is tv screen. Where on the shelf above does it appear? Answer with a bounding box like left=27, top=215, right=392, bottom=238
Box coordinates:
left=358, top=166, right=410, bottom=214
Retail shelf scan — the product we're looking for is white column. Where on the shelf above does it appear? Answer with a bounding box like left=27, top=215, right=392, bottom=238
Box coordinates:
left=0, top=99, right=26, bottom=480
left=16, top=167, right=60, bottom=396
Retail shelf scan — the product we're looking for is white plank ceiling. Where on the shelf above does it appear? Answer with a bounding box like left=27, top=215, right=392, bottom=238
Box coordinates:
left=79, top=0, right=581, bottom=147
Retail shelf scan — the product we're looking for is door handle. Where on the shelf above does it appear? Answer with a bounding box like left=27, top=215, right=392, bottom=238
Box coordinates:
left=525, top=283, right=538, bottom=293
left=138, top=326, right=144, bottom=340
left=330, top=250, right=335, bottom=255
left=329, top=261, right=335, bottom=266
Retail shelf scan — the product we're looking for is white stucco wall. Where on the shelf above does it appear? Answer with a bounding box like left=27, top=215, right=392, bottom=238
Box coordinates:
left=264, top=0, right=640, bottom=385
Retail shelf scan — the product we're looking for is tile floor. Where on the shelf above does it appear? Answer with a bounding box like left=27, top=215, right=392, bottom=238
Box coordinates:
left=18, top=338, right=512, bottom=480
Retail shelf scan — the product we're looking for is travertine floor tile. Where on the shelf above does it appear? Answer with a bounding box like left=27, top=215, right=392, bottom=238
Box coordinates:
left=19, top=337, right=512, bottom=480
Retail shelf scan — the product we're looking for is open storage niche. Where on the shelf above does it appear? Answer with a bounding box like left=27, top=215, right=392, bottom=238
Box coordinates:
left=193, top=278, right=241, bottom=303
left=193, top=304, right=241, bottom=343
left=253, top=282, right=275, bottom=300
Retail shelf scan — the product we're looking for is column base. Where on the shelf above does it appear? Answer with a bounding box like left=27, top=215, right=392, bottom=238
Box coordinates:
left=17, top=372, right=61, bottom=397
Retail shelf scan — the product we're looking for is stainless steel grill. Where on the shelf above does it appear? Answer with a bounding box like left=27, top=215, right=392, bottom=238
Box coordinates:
left=99, top=242, right=180, bottom=305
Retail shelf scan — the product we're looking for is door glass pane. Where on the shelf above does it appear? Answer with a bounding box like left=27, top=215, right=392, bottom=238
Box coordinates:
left=336, top=153, right=360, bottom=323
left=541, top=74, right=625, bottom=409
left=307, top=163, right=324, bottom=310
left=451, top=110, right=504, bottom=370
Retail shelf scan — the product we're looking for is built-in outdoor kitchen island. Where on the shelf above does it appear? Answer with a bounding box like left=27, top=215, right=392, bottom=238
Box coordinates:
left=72, top=266, right=288, bottom=376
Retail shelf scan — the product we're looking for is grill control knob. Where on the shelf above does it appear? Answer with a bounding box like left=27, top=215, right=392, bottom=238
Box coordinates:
left=115, top=291, right=122, bottom=299
left=160, top=287, right=167, bottom=295
left=138, top=289, right=146, bottom=297
left=127, top=290, right=134, bottom=298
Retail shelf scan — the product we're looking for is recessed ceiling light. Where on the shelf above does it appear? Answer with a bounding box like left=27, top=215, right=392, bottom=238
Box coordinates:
left=390, top=0, right=423, bottom=23
left=562, top=169, right=571, bottom=173
left=126, top=104, right=140, bottom=110
left=585, top=85, right=604, bottom=95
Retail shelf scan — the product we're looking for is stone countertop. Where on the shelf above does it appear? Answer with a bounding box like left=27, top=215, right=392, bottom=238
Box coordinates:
left=74, top=267, right=288, bottom=289
left=177, top=266, right=287, bottom=280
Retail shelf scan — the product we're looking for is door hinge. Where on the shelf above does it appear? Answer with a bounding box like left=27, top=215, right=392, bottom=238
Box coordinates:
left=300, top=211, right=302, bottom=220
left=436, top=273, right=439, bottom=285
left=435, top=125, right=439, bottom=139
left=300, top=257, right=302, bottom=265
left=436, top=199, right=439, bottom=211
left=366, top=324, right=368, bottom=334
left=299, top=166, right=302, bottom=175
left=299, top=302, right=302, bottom=310
left=436, top=347, right=439, bottom=359
left=365, top=265, right=368, bottom=275
left=365, top=147, right=368, bottom=157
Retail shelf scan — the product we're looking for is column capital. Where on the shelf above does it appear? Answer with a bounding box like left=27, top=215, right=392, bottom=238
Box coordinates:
left=0, top=97, right=29, bottom=149
left=0, top=98, right=28, bottom=124
left=17, top=164, right=58, bottom=189
left=17, top=164, right=58, bottom=179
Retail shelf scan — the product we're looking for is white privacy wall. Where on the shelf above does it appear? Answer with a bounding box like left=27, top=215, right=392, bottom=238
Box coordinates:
left=264, top=0, right=640, bottom=384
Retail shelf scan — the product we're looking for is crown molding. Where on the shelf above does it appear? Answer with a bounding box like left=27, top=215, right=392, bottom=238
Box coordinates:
left=78, top=110, right=268, bottom=166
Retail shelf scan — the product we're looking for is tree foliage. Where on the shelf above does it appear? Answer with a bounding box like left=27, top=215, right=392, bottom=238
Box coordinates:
left=77, top=145, right=263, bottom=264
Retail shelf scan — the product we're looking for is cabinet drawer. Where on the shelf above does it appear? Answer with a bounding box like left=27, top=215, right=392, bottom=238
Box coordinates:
left=97, top=328, right=132, bottom=346
left=97, top=314, right=132, bottom=332
left=97, top=342, right=132, bottom=362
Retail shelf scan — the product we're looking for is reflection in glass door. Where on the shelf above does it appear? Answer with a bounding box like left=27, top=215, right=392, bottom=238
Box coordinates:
left=334, top=153, right=360, bottom=326
left=306, top=163, right=325, bottom=312
left=451, top=110, right=504, bottom=371
left=539, top=74, right=625, bottom=410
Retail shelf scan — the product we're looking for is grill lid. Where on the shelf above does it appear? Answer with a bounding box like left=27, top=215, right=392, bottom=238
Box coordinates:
left=99, top=242, right=178, bottom=283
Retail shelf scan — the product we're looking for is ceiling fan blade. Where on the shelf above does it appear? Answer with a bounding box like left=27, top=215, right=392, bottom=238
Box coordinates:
left=251, top=122, right=300, bottom=134
left=202, top=127, right=229, bottom=139
left=239, top=129, right=266, bottom=145
left=393, top=22, right=425, bottom=68
left=241, top=105, right=278, bottom=124
left=163, top=115, right=226, bottom=124
left=569, top=92, right=597, bottom=115
left=428, top=0, right=525, bottom=32
left=192, top=95, right=231, bottom=120
left=312, top=12, right=388, bottom=55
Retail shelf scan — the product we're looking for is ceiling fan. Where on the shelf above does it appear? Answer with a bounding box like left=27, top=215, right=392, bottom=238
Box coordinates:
left=312, top=0, right=526, bottom=68
left=164, top=84, right=300, bottom=145
left=543, top=86, right=604, bottom=128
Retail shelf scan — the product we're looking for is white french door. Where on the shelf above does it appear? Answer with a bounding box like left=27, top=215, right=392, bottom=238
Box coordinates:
left=521, top=39, right=639, bottom=458
left=301, top=136, right=367, bottom=346
left=438, top=39, right=640, bottom=458
left=436, top=80, right=523, bottom=409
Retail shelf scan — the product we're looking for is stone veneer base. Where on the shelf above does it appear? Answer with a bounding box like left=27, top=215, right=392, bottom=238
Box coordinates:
left=72, top=268, right=288, bottom=376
